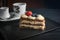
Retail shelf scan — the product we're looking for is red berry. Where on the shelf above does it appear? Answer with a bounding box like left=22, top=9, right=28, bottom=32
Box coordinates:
left=26, top=11, right=32, bottom=16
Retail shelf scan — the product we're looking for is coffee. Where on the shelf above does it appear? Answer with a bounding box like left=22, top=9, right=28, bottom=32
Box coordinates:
left=13, top=3, right=26, bottom=18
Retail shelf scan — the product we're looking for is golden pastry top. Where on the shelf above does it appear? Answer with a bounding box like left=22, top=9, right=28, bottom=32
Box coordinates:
left=21, top=14, right=45, bottom=20
left=21, top=14, right=28, bottom=18
left=28, top=16, right=36, bottom=20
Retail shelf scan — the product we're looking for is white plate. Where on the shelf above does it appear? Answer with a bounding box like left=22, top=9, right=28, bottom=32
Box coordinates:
left=0, top=12, right=20, bottom=21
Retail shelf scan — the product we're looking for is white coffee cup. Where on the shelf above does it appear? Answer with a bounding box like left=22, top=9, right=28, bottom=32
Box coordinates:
left=13, top=3, right=26, bottom=18
left=0, top=7, right=10, bottom=19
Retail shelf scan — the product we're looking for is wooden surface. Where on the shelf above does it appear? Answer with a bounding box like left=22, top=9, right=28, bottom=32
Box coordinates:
left=1, top=0, right=44, bottom=8
left=1, top=0, right=60, bottom=9
left=0, top=0, right=2, bottom=7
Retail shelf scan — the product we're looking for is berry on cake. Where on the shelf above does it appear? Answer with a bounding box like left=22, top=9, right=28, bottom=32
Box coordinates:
left=19, top=11, right=45, bottom=30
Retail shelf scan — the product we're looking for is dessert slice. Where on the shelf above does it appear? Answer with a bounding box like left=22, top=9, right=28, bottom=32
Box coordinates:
left=19, top=11, right=45, bottom=30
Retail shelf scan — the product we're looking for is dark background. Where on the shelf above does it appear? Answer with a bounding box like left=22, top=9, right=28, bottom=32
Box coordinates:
left=0, top=0, right=60, bottom=9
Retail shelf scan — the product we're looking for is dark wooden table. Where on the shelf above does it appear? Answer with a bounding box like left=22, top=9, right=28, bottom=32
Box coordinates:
left=0, top=8, right=60, bottom=40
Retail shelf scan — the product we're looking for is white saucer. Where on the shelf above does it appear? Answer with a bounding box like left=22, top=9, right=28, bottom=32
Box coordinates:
left=0, top=12, right=20, bottom=21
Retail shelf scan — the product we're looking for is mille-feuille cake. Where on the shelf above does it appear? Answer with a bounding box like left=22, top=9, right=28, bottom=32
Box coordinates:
left=19, top=11, right=45, bottom=30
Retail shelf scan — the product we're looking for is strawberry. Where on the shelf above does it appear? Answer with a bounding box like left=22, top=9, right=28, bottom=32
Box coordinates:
left=26, top=11, right=32, bottom=16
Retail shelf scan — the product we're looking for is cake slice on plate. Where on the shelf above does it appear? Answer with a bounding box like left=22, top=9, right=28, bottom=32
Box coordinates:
left=19, top=11, right=45, bottom=30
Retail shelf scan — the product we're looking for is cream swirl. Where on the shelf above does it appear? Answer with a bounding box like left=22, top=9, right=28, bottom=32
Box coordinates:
left=36, top=15, right=44, bottom=20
